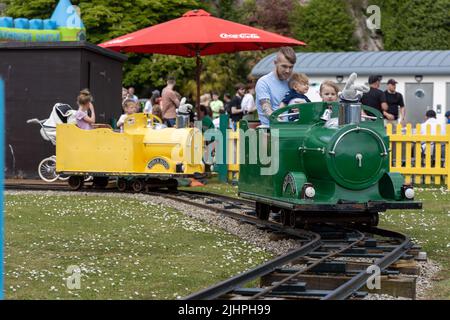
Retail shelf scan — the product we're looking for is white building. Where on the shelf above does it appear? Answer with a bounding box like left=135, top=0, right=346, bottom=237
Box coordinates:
left=251, top=50, right=450, bottom=125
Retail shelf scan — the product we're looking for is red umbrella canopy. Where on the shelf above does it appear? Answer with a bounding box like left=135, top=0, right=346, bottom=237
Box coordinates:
left=99, top=9, right=305, bottom=56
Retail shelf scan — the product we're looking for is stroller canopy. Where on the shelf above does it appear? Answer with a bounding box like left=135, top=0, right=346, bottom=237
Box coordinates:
left=43, top=103, right=76, bottom=128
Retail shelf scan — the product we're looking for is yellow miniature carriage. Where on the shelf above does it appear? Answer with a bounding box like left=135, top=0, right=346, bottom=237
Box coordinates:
left=56, top=113, right=205, bottom=191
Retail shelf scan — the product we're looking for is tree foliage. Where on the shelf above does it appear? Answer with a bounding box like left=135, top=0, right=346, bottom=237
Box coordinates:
left=253, top=0, right=295, bottom=35
left=4, top=0, right=259, bottom=101
left=3, top=0, right=55, bottom=18
left=289, top=0, right=357, bottom=52
left=4, top=0, right=207, bottom=98
left=369, top=0, right=450, bottom=50
left=4, top=0, right=448, bottom=100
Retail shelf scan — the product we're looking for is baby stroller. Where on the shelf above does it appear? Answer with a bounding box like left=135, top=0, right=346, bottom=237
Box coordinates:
left=27, top=103, right=76, bottom=182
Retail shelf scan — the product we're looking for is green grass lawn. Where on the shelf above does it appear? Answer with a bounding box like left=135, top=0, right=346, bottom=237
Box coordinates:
left=378, top=187, right=450, bottom=299
left=4, top=193, right=271, bottom=299
left=186, top=181, right=450, bottom=299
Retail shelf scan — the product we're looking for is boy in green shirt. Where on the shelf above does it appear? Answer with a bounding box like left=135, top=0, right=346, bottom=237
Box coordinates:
left=210, top=92, right=224, bottom=119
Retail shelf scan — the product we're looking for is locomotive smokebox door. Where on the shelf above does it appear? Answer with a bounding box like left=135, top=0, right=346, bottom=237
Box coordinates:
left=327, top=127, right=388, bottom=190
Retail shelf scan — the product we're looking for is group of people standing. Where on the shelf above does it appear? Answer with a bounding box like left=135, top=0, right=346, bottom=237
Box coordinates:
left=198, top=83, right=257, bottom=130
left=121, top=79, right=179, bottom=128
left=123, top=78, right=260, bottom=130
left=360, top=75, right=406, bottom=126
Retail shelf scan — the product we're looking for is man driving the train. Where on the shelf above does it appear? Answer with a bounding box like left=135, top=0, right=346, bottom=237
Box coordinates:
left=256, top=46, right=297, bottom=126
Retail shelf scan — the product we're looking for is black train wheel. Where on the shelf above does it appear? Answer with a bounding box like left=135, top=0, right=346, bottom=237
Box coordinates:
left=255, top=202, right=270, bottom=220
left=289, top=211, right=298, bottom=228
left=68, top=176, right=84, bottom=190
left=368, top=212, right=379, bottom=226
left=131, top=179, right=145, bottom=193
left=280, top=209, right=292, bottom=227
left=117, top=178, right=128, bottom=192
left=167, top=179, right=178, bottom=192
left=93, top=177, right=109, bottom=189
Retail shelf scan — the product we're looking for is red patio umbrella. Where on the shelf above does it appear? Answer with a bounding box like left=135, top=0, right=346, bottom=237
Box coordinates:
left=99, top=9, right=305, bottom=106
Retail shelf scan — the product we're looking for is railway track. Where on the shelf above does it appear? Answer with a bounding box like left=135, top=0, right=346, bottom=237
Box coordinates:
left=5, top=181, right=421, bottom=300
left=149, top=191, right=421, bottom=300
left=185, top=225, right=414, bottom=300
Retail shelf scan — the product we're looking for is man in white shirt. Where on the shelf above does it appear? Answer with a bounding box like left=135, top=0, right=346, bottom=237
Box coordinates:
left=420, top=110, right=445, bottom=135
left=241, top=84, right=257, bottom=121
left=128, top=87, right=139, bottom=102
left=420, top=110, right=445, bottom=163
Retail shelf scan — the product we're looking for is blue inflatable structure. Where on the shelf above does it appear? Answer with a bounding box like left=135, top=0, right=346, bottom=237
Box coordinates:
left=0, top=0, right=86, bottom=42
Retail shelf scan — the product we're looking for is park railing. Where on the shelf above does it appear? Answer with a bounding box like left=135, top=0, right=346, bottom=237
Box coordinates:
left=386, top=123, right=450, bottom=189
left=227, top=125, right=240, bottom=182
left=212, top=115, right=241, bottom=183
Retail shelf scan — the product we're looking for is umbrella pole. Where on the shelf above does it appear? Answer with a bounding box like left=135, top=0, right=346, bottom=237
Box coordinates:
left=196, top=53, right=201, bottom=109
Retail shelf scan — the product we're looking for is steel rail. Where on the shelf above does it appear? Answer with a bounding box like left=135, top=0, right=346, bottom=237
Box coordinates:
left=249, top=228, right=366, bottom=300
left=322, top=226, right=412, bottom=300
left=184, top=230, right=321, bottom=300
left=4, top=183, right=253, bottom=205
left=176, top=189, right=255, bottom=206
left=155, top=191, right=311, bottom=239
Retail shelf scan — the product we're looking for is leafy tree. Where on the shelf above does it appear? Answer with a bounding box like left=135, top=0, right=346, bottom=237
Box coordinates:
left=253, top=0, right=295, bottom=35
left=4, top=0, right=260, bottom=101
left=3, top=0, right=55, bottom=18
left=0, top=2, right=8, bottom=15
left=4, top=0, right=205, bottom=95
left=190, top=51, right=265, bottom=97
left=369, top=0, right=450, bottom=50
left=120, top=0, right=263, bottom=100
left=123, top=54, right=197, bottom=98
left=207, top=0, right=243, bottom=22
left=289, top=0, right=357, bottom=52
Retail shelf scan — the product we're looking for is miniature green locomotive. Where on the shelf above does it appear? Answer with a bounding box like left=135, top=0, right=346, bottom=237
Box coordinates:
left=238, top=101, right=421, bottom=227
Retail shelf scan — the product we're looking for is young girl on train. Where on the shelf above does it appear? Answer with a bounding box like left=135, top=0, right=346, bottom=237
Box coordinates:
left=75, top=89, right=96, bottom=130
left=320, top=80, right=339, bottom=102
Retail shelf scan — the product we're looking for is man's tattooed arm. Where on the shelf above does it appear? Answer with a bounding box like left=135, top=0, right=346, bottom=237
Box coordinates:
left=260, top=98, right=273, bottom=116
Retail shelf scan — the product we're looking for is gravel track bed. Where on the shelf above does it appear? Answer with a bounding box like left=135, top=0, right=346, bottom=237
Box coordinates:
left=363, top=259, right=441, bottom=300
left=5, top=190, right=442, bottom=300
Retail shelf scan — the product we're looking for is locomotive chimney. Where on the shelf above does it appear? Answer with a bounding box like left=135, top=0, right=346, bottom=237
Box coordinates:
left=337, top=72, right=368, bottom=125
left=338, top=102, right=361, bottom=125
